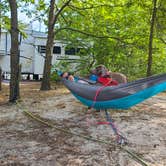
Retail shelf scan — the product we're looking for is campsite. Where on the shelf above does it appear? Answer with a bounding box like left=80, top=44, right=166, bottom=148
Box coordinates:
left=0, top=81, right=166, bottom=166
left=0, top=0, right=166, bottom=166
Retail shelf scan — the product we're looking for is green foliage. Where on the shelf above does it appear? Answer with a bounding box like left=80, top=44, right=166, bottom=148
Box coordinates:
left=50, top=71, right=61, bottom=82
left=50, top=60, right=74, bottom=82
left=0, top=0, right=37, bottom=32
left=54, top=0, right=166, bottom=80
left=52, top=59, right=73, bottom=72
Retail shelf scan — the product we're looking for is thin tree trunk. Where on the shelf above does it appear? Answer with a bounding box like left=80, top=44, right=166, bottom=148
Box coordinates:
left=146, top=0, right=157, bottom=76
left=0, top=0, right=1, bottom=41
left=40, top=0, right=72, bottom=90
left=0, top=67, right=2, bottom=90
left=40, top=0, right=55, bottom=90
left=8, top=0, right=20, bottom=102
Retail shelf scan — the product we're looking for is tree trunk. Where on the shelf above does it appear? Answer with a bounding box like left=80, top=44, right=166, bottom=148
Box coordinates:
left=8, top=0, right=20, bottom=102
left=40, top=0, right=55, bottom=90
left=40, top=0, right=72, bottom=90
left=0, top=0, right=1, bottom=40
left=0, top=67, right=2, bottom=90
left=146, top=0, right=157, bottom=77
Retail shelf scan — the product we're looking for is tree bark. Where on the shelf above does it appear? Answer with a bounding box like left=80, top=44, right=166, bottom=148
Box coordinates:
left=0, top=67, right=2, bottom=91
left=0, top=0, right=1, bottom=41
left=40, top=0, right=72, bottom=90
left=146, top=0, right=157, bottom=77
left=8, top=0, right=20, bottom=102
left=40, top=0, right=56, bottom=90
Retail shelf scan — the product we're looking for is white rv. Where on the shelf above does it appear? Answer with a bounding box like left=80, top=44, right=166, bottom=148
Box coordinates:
left=0, top=29, right=80, bottom=80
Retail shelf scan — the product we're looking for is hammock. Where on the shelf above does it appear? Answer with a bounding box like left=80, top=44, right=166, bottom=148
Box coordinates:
left=61, top=73, right=166, bottom=109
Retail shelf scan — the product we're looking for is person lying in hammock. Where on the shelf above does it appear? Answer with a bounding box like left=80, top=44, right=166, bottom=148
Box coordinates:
left=90, top=65, right=119, bottom=86
left=61, top=72, right=74, bottom=81
left=61, top=65, right=119, bottom=86
left=61, top=72, right=88, bottom=84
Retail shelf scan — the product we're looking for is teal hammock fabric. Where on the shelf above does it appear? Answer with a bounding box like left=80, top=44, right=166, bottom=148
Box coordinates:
left=60, top=72, right=166, bottom=110
left=72, top=81, right=166, bottom=109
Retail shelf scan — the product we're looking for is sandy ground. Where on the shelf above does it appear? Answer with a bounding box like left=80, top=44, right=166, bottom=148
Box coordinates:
left=0, top=82, right=166, bottom=166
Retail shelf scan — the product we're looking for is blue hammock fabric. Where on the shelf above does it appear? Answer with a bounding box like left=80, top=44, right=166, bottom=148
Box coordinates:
left=61, top=73, right=166, bottom=109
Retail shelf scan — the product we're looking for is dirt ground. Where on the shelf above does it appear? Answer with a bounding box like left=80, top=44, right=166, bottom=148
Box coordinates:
left=0, top=81, right=166, bottom=166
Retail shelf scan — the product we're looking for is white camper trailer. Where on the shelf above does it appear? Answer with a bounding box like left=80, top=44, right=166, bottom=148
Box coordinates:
left=0, top=29, right=80, bottom=80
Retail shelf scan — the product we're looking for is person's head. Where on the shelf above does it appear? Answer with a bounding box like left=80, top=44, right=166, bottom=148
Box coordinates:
left=91, top=64, right=109, bottom=77
left=96, top=65, right=106, bottom=76
left=61, top=72, right=74, bottom=81
left=61, top=72, right=69, bottom=78
left=68, top=75, right=74, bottom=81
left=91, top=65, right=104, bottom=75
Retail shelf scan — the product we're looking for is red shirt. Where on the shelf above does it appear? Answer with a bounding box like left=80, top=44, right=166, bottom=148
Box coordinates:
left=98, top=77, right=119, bottom=86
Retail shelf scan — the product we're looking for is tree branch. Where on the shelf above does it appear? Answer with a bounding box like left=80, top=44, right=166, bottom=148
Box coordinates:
left=68, top=2, right=133, bottom=11
left=159, top=38, right=166, bottom=45
left=59, top=13, right=71, bottom=25
left=53, top=0, right=72, bottom=25
left=55, top=27, right=124, bottom=42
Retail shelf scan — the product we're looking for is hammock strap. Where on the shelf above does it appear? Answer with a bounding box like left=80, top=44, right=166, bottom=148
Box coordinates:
left=88, top=81, right=127, bottom=144
left=104, top=109, right=127, bottom=144
left=90, top=80, right=112, bottom=108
